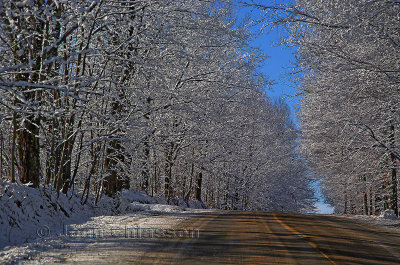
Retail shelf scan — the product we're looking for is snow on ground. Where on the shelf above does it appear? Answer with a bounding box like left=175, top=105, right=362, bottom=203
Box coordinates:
left=0, top=180, right=208, bottom=264
left=337, top=210, right=400, bottom=231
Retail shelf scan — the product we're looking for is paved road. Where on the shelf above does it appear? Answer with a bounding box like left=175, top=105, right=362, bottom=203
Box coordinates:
left=36, top=211, right=400, bottom=264
left=136, top=211, right=400, bottom=264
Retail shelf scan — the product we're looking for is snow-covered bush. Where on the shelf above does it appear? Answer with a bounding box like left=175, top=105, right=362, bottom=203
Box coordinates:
left=380, top=209, right=398, bottom=220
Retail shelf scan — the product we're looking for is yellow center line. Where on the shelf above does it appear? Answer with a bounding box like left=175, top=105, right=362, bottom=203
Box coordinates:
left=273, top=214, right=337, bottom=265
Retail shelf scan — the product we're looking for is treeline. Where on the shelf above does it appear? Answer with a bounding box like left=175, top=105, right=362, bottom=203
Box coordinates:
left=248, top=0, right=400, bottom=215
left=0, top=0, right=313, bottom=212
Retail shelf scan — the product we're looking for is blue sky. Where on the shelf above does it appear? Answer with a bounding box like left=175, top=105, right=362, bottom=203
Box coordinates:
left=253, top=28, right=299, bottom=114
left=238, top=3, right=334, bottom=214
left=238, top=1, right=300, bottom=115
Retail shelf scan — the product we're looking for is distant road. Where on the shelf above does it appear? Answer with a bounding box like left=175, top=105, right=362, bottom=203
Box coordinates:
left=37, top=211, right=400, bottom=264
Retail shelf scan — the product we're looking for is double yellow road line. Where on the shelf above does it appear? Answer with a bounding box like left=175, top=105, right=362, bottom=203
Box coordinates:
left=273, top=214, right=337, bottom=265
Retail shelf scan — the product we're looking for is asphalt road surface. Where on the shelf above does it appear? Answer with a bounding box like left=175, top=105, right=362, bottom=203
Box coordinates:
left=45, top=211, right=400, bottom=264
left=135, top=211, right=400, bottom=264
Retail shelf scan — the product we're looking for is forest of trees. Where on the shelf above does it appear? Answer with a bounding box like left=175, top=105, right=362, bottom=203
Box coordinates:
left=248, top=0, right=400, bottom=215
left=0, top=0, right=314, bottom=212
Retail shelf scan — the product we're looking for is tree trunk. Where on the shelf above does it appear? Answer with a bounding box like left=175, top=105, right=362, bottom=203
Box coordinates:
left=9, top=112, right=16, bottom=183
left=370, top=185, right=374, bottom=215
left=391, top=154, right=398, bottom=216
left=389, top=121, right=399, bottom=216
left=81, top=143, right=100, bottom=204
left=164, top=147, right=174, bottom=202
left=164, top=160, right=172, bottom=202
left=364, top=192, right=368, bottom=215
left=195, top=172, right=203, bottom=202
left=17, top=117, right=40, bottom=187
left=141, top=140, right=150, bottom=192
left=103, top=140, right=129, bottom=197
left=0, top=130, right=3, bottom=178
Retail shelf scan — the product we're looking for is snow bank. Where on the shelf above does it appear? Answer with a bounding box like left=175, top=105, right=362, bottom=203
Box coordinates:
left=147, top=204, right=183, bottom=213
left=380, top=209, right=398, bottom=220
left=0, top=181, right=136, bottom=249
left=0, top=181, right=206, bottom=251
left=129, top=201, right=151, bottom=211
left=0, top=181, right=211, bottom=264
left=121, top=189, right=158, bottom=204
left=121, top=190, right=206, bottom=213
left=0, top=207, right=202, bottom=265
left=339, top=214, right=400, bottom=231
left=120, top=189, right=206, bottom=209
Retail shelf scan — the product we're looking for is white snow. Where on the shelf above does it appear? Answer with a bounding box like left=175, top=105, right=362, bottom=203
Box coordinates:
left=380, top=209, right=398, bottom=220
left=339, top=214, right=400, bottom=231
left=0, top=210, right=205, bottom=264
left=0, top=180, right=136, bottom=249
left=121, top=189, right=158, bottom=204
left=0, top=180, right=208, bottom=264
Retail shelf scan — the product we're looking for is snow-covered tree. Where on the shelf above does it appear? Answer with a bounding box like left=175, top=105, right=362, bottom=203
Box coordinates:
left=0, top=0, right=314, bottom=212
left=246, top=0, right=400, bottom=215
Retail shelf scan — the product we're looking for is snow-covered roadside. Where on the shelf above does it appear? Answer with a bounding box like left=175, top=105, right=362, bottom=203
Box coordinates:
left=1, top=208, right=212, bottom=265
left=0, top=180, right=140, bottom=249
left=336, top=211, right=400, bottom=231
left=0, top=180, right=208, bottom=264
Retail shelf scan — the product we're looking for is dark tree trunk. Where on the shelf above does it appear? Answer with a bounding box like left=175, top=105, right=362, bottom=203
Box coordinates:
left=17, top=117, right=40, bottom=187
left=15, top=48, right=42, bottom=188
left=81, top=141, right=101, bottom=204
left=164, top=160, right=172, bottom=202
left=9, top=112, right=16, bottom=183
left=164, top=145, right=175, bottom=202
left=195, top=172, right=203, bottom=202
left=389, top=121, right=399, bottom=216
left=370, top=186, right=374, bottom=215
left=141, top=140, right=150, bottom=192
left=363, top=176, right=368, bottom=215
left=141, top=98, right=153, bottom=193
left=60, top=139, right=74, bottom=194
left=103, top=140, right=129, bottom=197
left=391, top=154, right=398, bottom=216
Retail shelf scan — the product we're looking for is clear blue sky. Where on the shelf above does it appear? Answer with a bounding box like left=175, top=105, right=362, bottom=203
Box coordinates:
left=237, top=2, right=300, bottom=117
left=254, top=28, right=301, bottom=123
left=238, top=3, right=334, bottom=214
